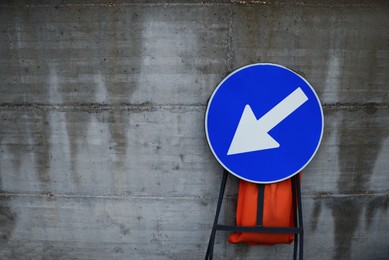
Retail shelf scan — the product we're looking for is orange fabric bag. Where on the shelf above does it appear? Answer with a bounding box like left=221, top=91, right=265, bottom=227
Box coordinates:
left=228, top=178, right=295, bottom=245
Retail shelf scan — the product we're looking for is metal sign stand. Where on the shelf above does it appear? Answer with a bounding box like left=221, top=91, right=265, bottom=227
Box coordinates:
left=205, top=170, right=304, bottom=260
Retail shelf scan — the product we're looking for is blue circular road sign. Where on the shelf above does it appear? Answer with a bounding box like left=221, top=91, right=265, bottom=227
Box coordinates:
left=205, top=63, right=324, bottom=183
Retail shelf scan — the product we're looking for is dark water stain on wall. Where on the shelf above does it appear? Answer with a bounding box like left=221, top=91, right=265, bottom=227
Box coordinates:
left=326, top=196, right=362, bottom=260
left=310, top=197, right=322, bottom=232
left=0, top=201, right=17, bottom=246
left=321, top=195, right=389, bottom=260
left=337, top=119, right=385, bottom=194
left=330, top=6, right=389, bottom=256
left=101, top=6, right=143, bottom=171
left=1, top=110, right=51, bottom=189
left=1, top=112, right=24, bottom=180
left=364, top=195, right=389, bottom=229
left=51, top=7, right=93, bottom=185
left=65, top=112, right=90, bottom=185
left=18, top=7, right=52, bottom=190
left=107, top=111, right=129, bottom=170
left=333, top=49, right=388, bottom=259
left=30, top=113, right=51, bottom=190
left=0, top=155, right=16, bottom=249
left=31, top=110, right=51, bottom=189
left=332, top=111, right=387, bottom=259
left=231, top=3, right=339, bottom=98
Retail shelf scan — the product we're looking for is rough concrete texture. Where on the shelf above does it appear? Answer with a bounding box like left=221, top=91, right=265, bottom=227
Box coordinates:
left=0, top=1, right=388, bottom=259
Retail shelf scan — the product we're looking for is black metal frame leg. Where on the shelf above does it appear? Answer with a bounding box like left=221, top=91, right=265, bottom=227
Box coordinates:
left=205, top=170, right=229, bottom=260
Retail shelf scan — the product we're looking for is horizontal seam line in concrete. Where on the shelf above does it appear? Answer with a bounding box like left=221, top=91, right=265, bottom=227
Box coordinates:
left=0, top=3, right=228, bottom=8
left=0, top=103, right=388, bottom=112
left=0, top=192, right=388, bottom=200
left=323, top=103, right=389, bottom=110
left=0, top=192, right=203, bottom=200
left=231, top=0, right=388, bottom=7
left=0, top=103, right=204, bottom=112
left=0, top=1, right=386, bottom=8
left=301, top=193, right=389, bottom=198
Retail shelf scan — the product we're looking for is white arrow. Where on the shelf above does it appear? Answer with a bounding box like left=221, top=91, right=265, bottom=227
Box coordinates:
left=227, top=87, right=309, bottom=155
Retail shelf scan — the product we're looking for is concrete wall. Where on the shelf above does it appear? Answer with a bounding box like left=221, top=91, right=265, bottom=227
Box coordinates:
left=0, top=0, right=388, bottom=259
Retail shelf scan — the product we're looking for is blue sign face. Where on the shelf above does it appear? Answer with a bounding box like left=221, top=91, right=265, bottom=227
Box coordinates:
left=205, top=63, right=324, bottom=183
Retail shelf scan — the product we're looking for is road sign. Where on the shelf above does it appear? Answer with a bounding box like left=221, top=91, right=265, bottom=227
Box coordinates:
left=205, top=63, right=324, bottom=183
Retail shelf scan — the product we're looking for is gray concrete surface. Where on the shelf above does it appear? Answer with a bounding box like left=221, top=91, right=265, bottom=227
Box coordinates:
left=0, top=0, right=388, bottom=259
